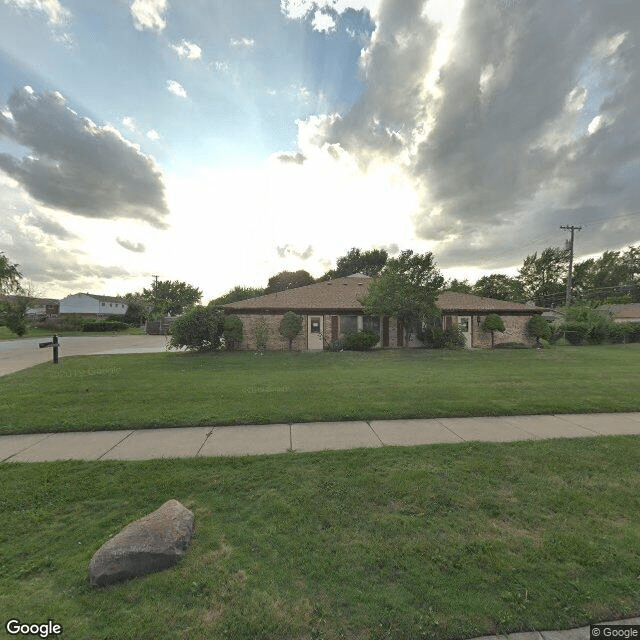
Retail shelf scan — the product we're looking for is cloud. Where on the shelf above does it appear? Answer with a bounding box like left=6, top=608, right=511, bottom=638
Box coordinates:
left=277, top=152, right=306, bottom=164
left=276, top=244, right=314, bottom=260
left=4, top=0, right=70, bottom=25
left=230, top=37, right=255, bottom=48
left=170, top=39, right=202, bottom=60
left=130, top=0, right=166, bottom=32
left=24, top=211, right=76, bottom=239
left=166, top=80, right=187, bottom=98
left=146, top=129, right=160, bottom=141
left=280, top=0, right=381, bottom=21
left=0, top=87, right=169, bottom=228
left=312, top=10, right=336, bottom=33
left=122, top=116, right=136, bottom=131
left=116, top=237, right=146, bottom=253
left=294, top=0, right=640, bottom=269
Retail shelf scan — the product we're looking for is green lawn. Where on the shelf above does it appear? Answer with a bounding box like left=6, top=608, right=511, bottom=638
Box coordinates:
left=1, top=437, right=639, bottom=639
left=0, top=325, right=144, bottom=340
left=1, top=344, right=640, bottom=435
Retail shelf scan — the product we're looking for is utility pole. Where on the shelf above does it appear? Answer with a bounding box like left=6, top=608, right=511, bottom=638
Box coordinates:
left=560, top=225, right=581, bottom=306
left=151, top=274, right=159, bottom=290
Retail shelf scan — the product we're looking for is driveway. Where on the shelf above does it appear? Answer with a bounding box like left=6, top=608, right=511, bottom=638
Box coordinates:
left=0, top=334, right=170, bottom=377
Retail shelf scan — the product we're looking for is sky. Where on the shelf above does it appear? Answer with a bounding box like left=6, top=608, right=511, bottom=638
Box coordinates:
left=1, top=0, right=639, bottom=302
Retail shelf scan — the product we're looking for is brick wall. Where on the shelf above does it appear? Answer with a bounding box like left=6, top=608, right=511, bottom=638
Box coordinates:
left=472, top=314, right=536, bottom=347
left=234, top=313, right=308, bottom=351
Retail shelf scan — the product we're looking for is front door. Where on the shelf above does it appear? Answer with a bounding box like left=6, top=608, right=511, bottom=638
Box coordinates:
left=308, top=316, right=323, bottom=350
left=458, top=316, right=472, bottom=348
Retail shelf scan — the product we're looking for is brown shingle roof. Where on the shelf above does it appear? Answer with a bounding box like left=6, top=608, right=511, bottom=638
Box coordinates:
left=224, top=275, right=547, bottom=314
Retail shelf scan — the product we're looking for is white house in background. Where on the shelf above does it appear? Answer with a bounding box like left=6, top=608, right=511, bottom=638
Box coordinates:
left=59, top=293, right=128, bottom=317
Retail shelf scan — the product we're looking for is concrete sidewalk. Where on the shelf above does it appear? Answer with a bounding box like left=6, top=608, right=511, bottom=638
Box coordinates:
left=2, top=412, right=640, bottom=463
left=3, top=413, right=640, bottom=640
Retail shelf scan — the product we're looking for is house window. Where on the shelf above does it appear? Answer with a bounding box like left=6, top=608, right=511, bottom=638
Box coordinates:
left=340, top=315, right=358, bottom=336
left=310, top=317, right=321, bottom=333
left=363, top=315, right=380, bottom=335
left=110, top=303, right=113, bottom=307
left=102, top=302, right=105, bottom=306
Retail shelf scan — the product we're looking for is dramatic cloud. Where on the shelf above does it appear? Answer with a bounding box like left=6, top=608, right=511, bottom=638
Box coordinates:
left=276, top=244, right=313, bottom=259
left=0, top=87, right=169, bottom=228
left=300, top=0, right=640, bottom=269
left=117, top=237, right=146, bottom=253
left=130, top=0, right=166, bottom=33
left=4, top=0, right=70, bottom=25
left=166, top=80, right=187, bottom=98
left=170, top=39, right=202, bottom=60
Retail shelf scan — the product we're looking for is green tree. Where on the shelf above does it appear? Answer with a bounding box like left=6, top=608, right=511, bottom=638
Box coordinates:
left=481, top=314, right=505, bottom=349
left=278, top=311, right=303, bottom=350
left=360, top=250, right=444, bottom=343
left=123, top=293, right=150, bottom=325
left=0, top=252, right=29, bottom=336
left=335, top=247, right=388, bottom=277
left=210, top=286, right=265, bottom=306
left=443, top=278, right=473, bottom=293
left=223, top=315, right=244, bottom=350
left=266, top=270, right=315, bottom=293
left=527, top=315, right=552, bottom=345
left=142, top=280, right=202, bottom=317
left=168, top=306, right=224, bottom=352
left=473, top=274, right=524, bottom=301
left=1, top=252, right=23, bottom=295
left=518, top=247, right=568, bottom=306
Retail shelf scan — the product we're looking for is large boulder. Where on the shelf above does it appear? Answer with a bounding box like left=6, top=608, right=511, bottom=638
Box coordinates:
left=89, top=499, right=195, bottom=587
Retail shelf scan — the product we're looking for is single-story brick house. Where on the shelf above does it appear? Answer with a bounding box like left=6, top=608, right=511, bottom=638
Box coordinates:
left=223, top=274, right=547, bottom=350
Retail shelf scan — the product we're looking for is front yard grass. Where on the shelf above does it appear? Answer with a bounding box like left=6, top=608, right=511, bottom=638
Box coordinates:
left=1, top=436, right=639, bottom=639
left=1, top=344, right=640, bottom=435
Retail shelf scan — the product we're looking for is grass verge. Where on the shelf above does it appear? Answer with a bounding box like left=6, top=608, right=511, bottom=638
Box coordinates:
left=1, top=437, right=639, bottom=639
left=2, top=345, right=640, bottom=435
left=0, top=326, right=144, bottom=340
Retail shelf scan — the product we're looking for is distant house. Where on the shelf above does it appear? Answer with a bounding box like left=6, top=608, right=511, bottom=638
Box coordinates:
left=223, top=274, right=547, bottom=350
left=59, top=293, right=128, bottom=317
left=1, top=295, right=59, bottom=317
left=596, top=303, right=640, bottom=323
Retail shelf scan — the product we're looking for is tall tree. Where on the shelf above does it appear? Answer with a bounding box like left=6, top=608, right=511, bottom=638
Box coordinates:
left=518, top=247, right=568, bottom=306
left=0, top=252, right=23, bottom=295
left=266, top=270, right=314, bottom=293
left=334, top=247, right=388, bottom=277
left=473, top=274, right=524, bottom=301
left=210, top=286, right=265, bottom=306
left=360, top=250, right=444, bottom=343
left=443, top=278, right=473, bottom=293
left=142, top=280, right=202, bottom=317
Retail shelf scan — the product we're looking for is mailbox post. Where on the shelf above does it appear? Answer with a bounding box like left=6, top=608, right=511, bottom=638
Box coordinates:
left=39, top=334, right=60, bottom=364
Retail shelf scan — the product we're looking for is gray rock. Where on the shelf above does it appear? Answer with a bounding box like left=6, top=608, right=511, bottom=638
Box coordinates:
left=89, top=499, right=194, bottom=587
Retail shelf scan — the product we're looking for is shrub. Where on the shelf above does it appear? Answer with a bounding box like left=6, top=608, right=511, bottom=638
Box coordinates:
left=420, top=325, right=444, bottom=348
left=279, top=311, right=303, bottom=350
left=442, top=325, right=466, bottom=350
left=223, top=315, right=243, bottom=350
left=527, top=315, right=552, bottom=342
left=561, top=321, right=589, bottom=345
left=253, top=317, right=269, bottom=351
left=82, top=321, right=128, bottom=332
left=325, top=338, right=345, bottom=352
left=168, top=305, right=224, bottom=352
left=342, top=330, right=379, bottom=351
left=481, top=314, right=505, bottom=348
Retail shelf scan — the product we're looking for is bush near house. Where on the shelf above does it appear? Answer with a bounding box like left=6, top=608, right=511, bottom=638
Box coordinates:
left=420, top=324, right=465, bottom=349
left=279, top=311, right=303, bottom=350
left=82, top=321, right=128, bottom=332
left=341, top=330, right=379, bottom=351
left=222, top=315, right=243, bottom=350
left=168, top=305, right=224, bottom=352
left=481, top=314, right=505, bottom=349
left=527, top=315, right=552, bottom=343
